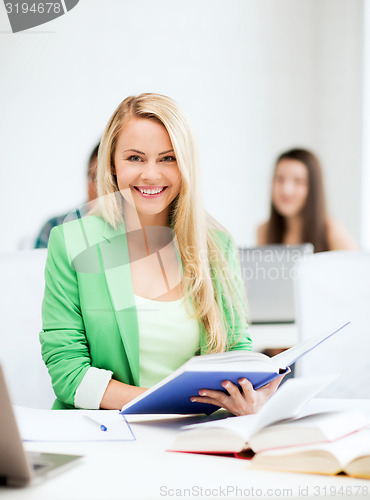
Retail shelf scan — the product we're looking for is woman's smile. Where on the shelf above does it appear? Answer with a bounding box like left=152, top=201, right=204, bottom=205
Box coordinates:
left=133, top=185, right=168, bottom=198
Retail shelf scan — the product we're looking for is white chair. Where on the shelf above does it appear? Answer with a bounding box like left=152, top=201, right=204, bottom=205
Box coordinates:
left=0, top=249, right=55, bottom=408
left=294, top=251, right=370, bottom=398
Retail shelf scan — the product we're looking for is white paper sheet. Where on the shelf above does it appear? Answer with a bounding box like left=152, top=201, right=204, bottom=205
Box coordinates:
left=14, top=406, right=136, bottom=442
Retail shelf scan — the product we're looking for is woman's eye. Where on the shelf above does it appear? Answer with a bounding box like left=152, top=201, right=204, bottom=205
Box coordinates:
left=295, top=179, right=307, bottom=186
left=127, top=155, right=143, bottom=162
left=161, top=156, right=176, bottom=162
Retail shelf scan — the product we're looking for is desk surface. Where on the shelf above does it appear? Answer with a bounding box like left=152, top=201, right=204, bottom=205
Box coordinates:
left=2, top=399, right=370, bottom=500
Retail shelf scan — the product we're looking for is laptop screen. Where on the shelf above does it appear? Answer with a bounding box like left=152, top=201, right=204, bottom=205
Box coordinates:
left=239, top=244, right=313, bottom=324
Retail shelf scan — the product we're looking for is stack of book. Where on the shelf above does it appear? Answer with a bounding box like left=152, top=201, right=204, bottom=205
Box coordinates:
left=169, top=377, right=370, bottom=479
left=249, top=422, right=370, bottom=478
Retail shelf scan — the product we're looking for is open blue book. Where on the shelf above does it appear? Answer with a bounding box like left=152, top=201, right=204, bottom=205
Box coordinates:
left=120, top=322, right=349, bottom=415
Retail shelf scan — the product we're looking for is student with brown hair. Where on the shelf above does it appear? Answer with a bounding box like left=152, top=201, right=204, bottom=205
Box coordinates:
left=257, top=148, right=358, bottom=252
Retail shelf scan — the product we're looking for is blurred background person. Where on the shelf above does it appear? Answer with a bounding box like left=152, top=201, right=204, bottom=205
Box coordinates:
left=257, top=148, right=358, bottom=252
left=34, top=143, right=99, bottom=249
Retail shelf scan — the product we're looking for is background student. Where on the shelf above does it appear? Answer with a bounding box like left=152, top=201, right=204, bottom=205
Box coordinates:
left=40, top=93, right=286, bottom=416
left=257, top=148, right=358, bottom=252
left=34, top=143, right=100, bottom=249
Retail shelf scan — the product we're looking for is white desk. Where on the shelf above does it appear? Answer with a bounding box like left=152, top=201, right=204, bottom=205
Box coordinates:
left=1, top=399, right=369, bottom=500
left=248, top=323, right=298, bottom=351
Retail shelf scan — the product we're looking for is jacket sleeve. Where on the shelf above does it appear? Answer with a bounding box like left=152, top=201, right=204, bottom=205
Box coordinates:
left=39, top=225, right=94, bottom=407
left=223, top=234, right=252, bottom=351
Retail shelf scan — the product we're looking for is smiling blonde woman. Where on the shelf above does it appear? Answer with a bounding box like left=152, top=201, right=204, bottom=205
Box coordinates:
left=40, top=93, right=284, bottom=415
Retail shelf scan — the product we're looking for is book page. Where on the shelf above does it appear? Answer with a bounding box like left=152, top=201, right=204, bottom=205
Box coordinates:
left=271, top=322, right=350, bottom=370
left=181, top=376, right=335, bottom=438
left=187, top=350, right=272, bottom=371
left=310, top=429, right=370, bottom=468
left=256, top=428, right=370, bottom=470
left=249, top=410, right=370, bottom=453
left=251, top=375, right=337, bottom=434
left=183, top=413, right=259, bottom=440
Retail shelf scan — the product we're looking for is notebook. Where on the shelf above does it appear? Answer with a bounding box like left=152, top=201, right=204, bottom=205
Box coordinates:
left=0, top=365, right=82, bottom=487
left=238, top=244, right=314, bottom=324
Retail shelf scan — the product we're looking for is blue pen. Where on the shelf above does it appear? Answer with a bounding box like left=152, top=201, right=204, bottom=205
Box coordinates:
left=83, top=415, right=108, bottom=432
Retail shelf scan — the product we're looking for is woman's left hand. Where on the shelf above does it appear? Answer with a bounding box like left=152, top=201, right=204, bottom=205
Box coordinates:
left=190, top=372, right=289, bottom=416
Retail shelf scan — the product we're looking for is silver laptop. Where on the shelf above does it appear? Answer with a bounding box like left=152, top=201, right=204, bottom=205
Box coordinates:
left=0, top=365, right=82, bottom=487
left=239, top=244, right=313, bottom=324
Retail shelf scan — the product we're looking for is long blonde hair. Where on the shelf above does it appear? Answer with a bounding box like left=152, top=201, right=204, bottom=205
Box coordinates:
left=94, top=93, right=247, bottom=352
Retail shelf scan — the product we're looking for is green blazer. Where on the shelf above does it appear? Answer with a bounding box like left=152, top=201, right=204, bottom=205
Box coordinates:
left=40, top=215, right=252, bottom=409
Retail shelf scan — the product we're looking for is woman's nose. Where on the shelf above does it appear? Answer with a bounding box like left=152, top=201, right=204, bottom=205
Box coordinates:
left=281, top=180, right=295, bottom=195
left=140, top=161, right=161, bottom=181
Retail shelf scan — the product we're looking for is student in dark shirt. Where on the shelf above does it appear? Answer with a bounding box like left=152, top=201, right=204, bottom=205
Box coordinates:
left=34, top=143, right=99, bottom=248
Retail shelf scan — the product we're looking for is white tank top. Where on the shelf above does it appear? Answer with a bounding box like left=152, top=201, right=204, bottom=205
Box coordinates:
left=135, top=294, right=200, bottom=388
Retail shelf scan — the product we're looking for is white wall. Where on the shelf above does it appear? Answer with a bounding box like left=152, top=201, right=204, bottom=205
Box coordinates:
left=362, top=0, right=370, bottom=250
left=0, top=0, right=365, bottom=250
left=313, top=0, right=364, bottom=246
